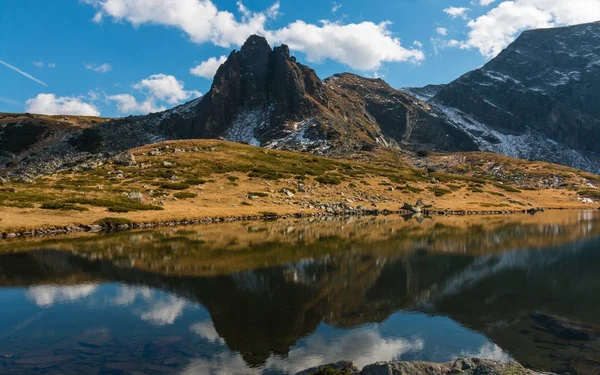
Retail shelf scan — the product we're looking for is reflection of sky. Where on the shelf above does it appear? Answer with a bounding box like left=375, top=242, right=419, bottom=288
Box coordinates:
left=0, top=284, right=508, bottom=374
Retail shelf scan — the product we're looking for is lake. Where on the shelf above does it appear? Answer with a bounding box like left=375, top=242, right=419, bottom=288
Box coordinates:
left=0, top=211, right=599, bottom=375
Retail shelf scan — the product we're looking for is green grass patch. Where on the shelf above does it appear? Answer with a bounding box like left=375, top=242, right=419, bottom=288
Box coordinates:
left=315, top=174, right=342, bottom=185
left=174, top=192, right=197, bottom=199
left=494, top=183, right=521, bottom=193
left=227, top=175, right=239, bottom=182
left=160, top=183, right=191, bottom=190
left=64, top=197, right=163, bottom=212
left=41, top=201, right=89, bottom=211
left=403, top=185, right=424, bottom=194
left=429, top=186, right=452, bottom=197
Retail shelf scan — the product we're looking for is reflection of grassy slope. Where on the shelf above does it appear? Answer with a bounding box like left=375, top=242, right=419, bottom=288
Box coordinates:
left=3, top=212, right=600, bottom=278
left=1, top=218, right=599, bottom=372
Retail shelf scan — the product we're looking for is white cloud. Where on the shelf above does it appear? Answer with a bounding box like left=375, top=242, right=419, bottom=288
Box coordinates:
left=83, top=0, right=424, bottom=71
left=48, top=62, right=56, bottom=68
left=182, top=326, right=425, bottom=375
left=476, top=0, right=496, bottom=5
left=413, top=40, right=423, bottom=48
left=332, top=2, right=342, bottom=13
left=436, top=27, right=448, bottom=36
left=461, top=0, right=600, bottom=58
left=190, top=55, right=227, bottom=79
left=133, top=73, right=200, bottom=104
left=107, top=73, right=200, bottom=114
left=27, top=284, right=98, bottom=307
left=25, top=94, right=100, bottom=116
left=85, top=62, right=112, bottom=73
left=444, top=6, right=470, bottom=19
left=191, top=321, right=225, bottom=343
left=266, top=21, right=424, bottom=70
left=107, top=93, right=166, bottom=114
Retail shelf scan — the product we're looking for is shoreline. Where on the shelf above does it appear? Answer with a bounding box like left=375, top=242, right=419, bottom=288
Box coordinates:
left=1, top=205, right=585, bottom=240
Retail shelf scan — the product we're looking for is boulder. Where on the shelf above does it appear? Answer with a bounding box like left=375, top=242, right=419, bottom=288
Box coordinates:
left=113, top=152, right=136, bottom=166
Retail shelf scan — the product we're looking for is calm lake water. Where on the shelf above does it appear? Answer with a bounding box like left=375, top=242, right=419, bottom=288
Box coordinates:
left=0, top=211, right=599, bottom=375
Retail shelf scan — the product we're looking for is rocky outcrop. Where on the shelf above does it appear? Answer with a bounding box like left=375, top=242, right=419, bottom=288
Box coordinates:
left=296, top=358, right=553, bottom=375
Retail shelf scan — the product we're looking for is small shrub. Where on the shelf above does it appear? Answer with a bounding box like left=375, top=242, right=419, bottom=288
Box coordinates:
left=429, top=186, right=452, bottom=197
left=446, top=184, right=462, bottom=191
left=160, top=183, right=191, bottom=190
left=259, top=211, right=278, bottom=217
left=227, top=175, right=240, bottom=182
left=316, top=175, right=342, bottom=185
left=241, top=201, right=252, bottom=206
left=487, top=191, right=505, bottom=197
left=185, top=178, right=208, bottom=185
left=248, top=192, right=269, bottom=197
left=403, top=185, right=424, bottom=194
left=494, top=183, right=521, bottom=193
left=41, top=202, right=88, bottom=211
left=416, top=150, right=430, bottom=158
left=174, top=192, right=197, bottom=199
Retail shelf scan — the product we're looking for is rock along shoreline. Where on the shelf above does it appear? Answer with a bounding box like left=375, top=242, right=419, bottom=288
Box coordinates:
left=0, top=205, right=549, bottom=240
left=295, top=358, right=554, bottom=375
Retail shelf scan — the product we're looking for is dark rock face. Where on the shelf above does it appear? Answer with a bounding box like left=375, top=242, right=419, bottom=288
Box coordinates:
left=165, top=35, right=329, bottom=144
left=429, top=21, right=600, bottom=173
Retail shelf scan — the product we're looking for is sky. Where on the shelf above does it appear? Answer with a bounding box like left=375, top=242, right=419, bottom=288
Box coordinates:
left=1, top=0, right=599, bottom=118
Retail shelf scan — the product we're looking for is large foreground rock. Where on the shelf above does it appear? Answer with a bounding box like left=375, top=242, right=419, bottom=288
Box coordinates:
left=296, top=358, right=554, bottom=375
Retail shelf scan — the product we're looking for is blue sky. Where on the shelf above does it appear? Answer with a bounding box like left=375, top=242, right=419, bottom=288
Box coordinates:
left=1, top=0, right=598, bottom=117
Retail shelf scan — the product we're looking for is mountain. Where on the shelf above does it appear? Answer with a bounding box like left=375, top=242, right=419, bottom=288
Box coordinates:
left=5, top=22, right=600, bottom=178
left=424, top=21, right=600, bottom=173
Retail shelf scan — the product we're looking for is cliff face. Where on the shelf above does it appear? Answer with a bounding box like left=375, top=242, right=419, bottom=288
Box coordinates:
left=427, top=21, right=600, bottom=173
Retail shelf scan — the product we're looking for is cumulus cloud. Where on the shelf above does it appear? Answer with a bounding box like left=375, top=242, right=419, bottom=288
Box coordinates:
left=413, top=40, right=423, bottom=48
left=27, top=284, right=98, bottom=307
left=83, top=0, right=424, bottom=71
left=107, top=93, right=166, bottom=114
left=461, top=0, right=600, bottom=58
left=133, top=73, right=200, bottom=104
left=436, top=27, right=448, bottom=36
left=107, top=73, right=200, bottom=114
left=476, top=0, right=496, bottom=5
left=85, top=62, right=112, bottom=73
left=25, top=94, right=101, bottom=116
left=266, top=21, right=424, bottom=70
left=444, top=6, right=470, bottom=19
left=190, top=55, right=228, bottom=79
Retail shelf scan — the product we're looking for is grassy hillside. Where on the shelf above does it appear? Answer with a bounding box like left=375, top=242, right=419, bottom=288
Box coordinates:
left=0, top=139, right=598, bottom=232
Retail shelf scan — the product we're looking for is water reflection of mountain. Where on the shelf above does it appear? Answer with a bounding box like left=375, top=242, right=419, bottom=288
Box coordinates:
left=1, top=212, right=599, bottom=374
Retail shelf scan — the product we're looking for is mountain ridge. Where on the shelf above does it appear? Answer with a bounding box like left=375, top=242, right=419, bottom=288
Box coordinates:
left=3, top=22, right=600, bottom=178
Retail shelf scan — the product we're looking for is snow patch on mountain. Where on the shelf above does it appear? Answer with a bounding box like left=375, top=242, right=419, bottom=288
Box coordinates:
left=224, top=109, right=271, bottom=146
left=432, top=101, right=598, bottom=173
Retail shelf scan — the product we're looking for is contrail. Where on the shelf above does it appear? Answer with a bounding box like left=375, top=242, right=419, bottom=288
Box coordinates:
left=0, top=59, right=47, bottom=86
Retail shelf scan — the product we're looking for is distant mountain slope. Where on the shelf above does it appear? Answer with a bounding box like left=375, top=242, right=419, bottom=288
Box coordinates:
left=428, top=21, right=600, bottom=173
